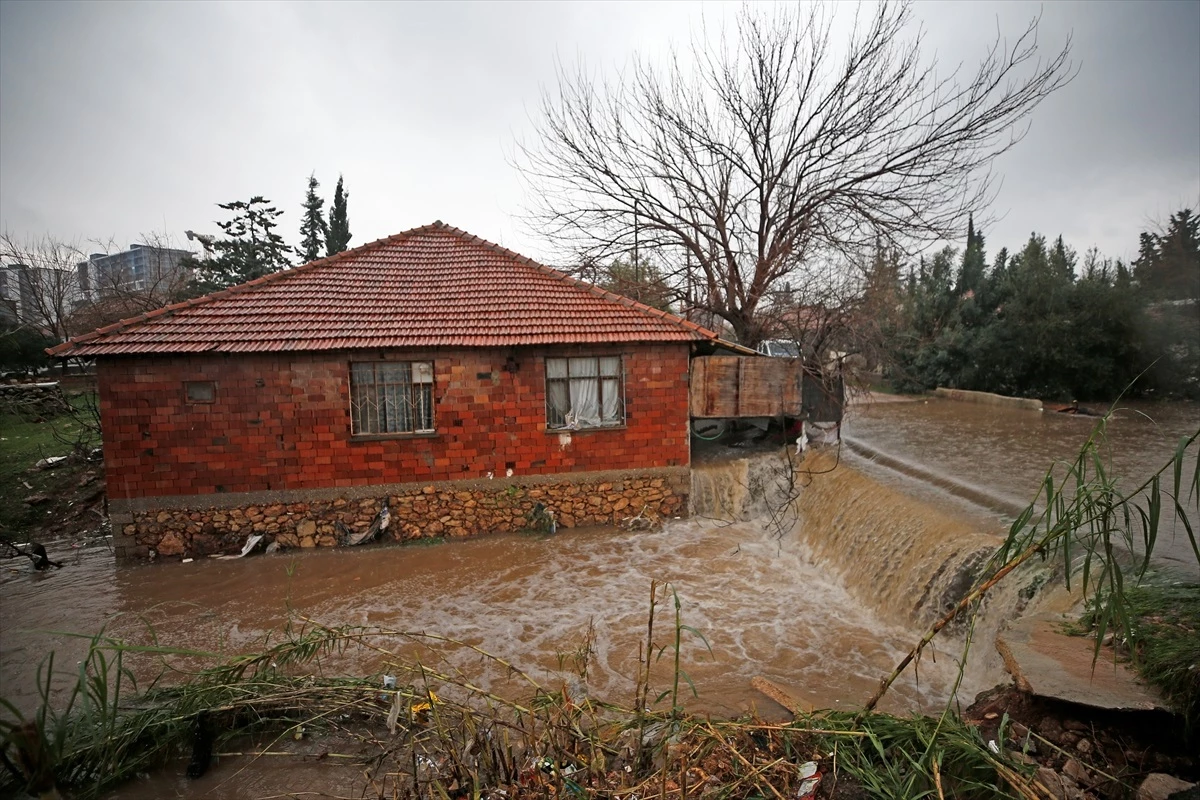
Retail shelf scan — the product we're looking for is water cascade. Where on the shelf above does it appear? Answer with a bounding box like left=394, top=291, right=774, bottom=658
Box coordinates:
left=4, top=443, right=1046, bottom=724
left=693, top=448, right=1007, bottom=625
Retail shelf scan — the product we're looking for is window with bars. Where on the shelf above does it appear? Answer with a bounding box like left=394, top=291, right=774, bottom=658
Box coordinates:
left=350, top=361, right=435, bottom=435
left=545, top=356, right=624, bottom=429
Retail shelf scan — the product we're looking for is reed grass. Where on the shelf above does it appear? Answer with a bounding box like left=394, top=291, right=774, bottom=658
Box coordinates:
left=865, top=413, right=1200, bottom=713
left=1079, top=575, right=1200, bottom=728
left=1, top=589, right=1044, bottom=800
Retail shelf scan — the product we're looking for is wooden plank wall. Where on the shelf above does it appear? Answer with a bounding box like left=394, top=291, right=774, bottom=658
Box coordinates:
left=689, top=356, right=804, bottom=418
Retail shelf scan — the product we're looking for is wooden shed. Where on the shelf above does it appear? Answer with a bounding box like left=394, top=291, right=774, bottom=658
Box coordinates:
left=689, top=355, right=843, bottom=422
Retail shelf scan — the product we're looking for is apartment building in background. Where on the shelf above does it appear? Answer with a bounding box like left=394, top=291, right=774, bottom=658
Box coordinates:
left=77, top=243, right=194, bottom=300
left=0, top=262, right=86, bottom=330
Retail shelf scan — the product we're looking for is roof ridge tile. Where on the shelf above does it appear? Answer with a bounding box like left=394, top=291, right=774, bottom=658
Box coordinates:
left=50, top=221, right=730, bottom=358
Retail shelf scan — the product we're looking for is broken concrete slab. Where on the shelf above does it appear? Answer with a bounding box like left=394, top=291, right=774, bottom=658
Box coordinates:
left=1136, top=773, right=1197, bottom=800
left=750, top=675, right=816, bottom=716
left=996, top=609, right=1165, bottom=712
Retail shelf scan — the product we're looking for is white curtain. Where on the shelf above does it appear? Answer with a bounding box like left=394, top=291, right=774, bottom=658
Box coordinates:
left=568, top=357, right=600, bottom=426
left=599, top=356, right=621, bottom=423
left=546, top=357, right=623, bottom=428
left=546, top=358, right=570, bottom=425
left=411, top=362, right=434, bottom=431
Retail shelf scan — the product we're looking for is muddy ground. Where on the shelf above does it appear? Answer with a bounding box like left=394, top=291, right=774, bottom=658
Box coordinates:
left=962, top=684, right=1197, bottom=799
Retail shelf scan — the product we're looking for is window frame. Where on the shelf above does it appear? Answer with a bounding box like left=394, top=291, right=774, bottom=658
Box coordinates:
left=544, top=355, right=626, bottom=431
left=184, top=380, right=216, bottom=404
left=349, top=360, right=436, bottom=437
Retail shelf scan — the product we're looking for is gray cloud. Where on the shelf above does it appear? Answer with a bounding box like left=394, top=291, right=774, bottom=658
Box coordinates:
left=1, top=0, right=1196, bottom=266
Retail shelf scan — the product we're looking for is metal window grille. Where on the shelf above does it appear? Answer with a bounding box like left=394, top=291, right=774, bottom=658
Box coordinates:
left=545, top=356, right=624, bottom=429
left=350, top=361, right=435, bottom=434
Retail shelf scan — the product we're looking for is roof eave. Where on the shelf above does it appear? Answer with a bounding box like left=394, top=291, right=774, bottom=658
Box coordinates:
left=51, top=221, right=733, bottom=355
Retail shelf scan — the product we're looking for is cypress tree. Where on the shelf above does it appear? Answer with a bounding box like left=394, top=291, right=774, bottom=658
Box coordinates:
left=955, top=215, right=987, bottom=297
left=326, top=175, right=352, bottom=256
left=297, top=174, right=328, bottom=263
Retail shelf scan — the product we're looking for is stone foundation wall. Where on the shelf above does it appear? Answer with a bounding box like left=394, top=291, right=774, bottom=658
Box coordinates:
left=0, top=381, right=72, bottom=418
left=116, top=471, right=687, bottom=561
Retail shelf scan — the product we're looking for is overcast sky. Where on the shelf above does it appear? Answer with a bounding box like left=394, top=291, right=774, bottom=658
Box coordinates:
left=1, top=0, right=1197, bottom=267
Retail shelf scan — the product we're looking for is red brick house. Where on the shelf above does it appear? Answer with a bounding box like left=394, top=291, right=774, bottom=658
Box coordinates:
left=52, top=222, right=730, bottom=560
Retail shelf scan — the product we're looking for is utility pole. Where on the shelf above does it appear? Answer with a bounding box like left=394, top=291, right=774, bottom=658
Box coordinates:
left=633, top=199, right=640, bottom=301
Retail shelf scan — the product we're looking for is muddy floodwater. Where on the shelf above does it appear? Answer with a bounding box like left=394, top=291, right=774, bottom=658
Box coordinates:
left=844, top=397, right=1200, bottom=575
left=0, top=395, right=1195, bottom=797
left=0, top=513, right=982, bottom=720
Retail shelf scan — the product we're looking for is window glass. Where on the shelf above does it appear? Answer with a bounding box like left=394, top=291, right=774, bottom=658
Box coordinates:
left=545, top=356, right=624, bottom=429
left=350, top=362, right=435, bottom=435
left=185, top=381, right=216, bottom=404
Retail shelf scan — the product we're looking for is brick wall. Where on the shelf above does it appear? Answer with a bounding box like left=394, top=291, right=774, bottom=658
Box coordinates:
left=97, top=344, right=692, bottom=501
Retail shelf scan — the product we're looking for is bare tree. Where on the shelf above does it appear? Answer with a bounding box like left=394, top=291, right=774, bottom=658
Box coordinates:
left=70, top=233, right=197, bottom=333
left=0, top=231, right=199, bottom=349
left=517, top=1, right=1073, bottom=348
left=757, top=256, right=865, bottom=370
left=0, top=233, right=86, bottom=342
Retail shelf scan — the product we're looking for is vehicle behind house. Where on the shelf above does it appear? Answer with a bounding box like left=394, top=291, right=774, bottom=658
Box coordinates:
left=756, top=339, right=799, bottom=358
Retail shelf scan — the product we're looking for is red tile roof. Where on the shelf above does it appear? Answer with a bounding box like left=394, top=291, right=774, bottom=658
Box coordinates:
left=50, top=222, right=724, bottom=357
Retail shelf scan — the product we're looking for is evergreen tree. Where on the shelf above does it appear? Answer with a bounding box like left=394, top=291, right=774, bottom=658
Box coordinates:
left=1048, top=235, right=1077, bottom=282
left=0, top=324, right=55, bottom=376
left=186, top=197, right=292, bottom=295
left=890, top=246, right=961, bottom=391
left=955, top=215, right=987, bottom=297
left=297, top=174, right=328, bottom=263
left=1133, top=231, right=1159, bottom=285
left=1068, top=251, right=1142, bottom=399
left=879, top=216, right=1193, bottom=401
left=1134, top=209, right=1200, bottom=396
left=953, top=217, right=989, bottom=338
left=864, top=239, right=903, bottom=300
left=960, top=234, right=1077, bottom=398
left=859, top=239, right=905, bottom=372
left=1136, top=208, right=1200, bottom=300
left=326, top=175, right=352, bottom=256
left=992, top=247, right=1009, bottom=276
left=600, top=256, right=673, bottom=311
left=981, top=247, right=1010, bottom=310
left=1114, top=259, right=1132, bottom=290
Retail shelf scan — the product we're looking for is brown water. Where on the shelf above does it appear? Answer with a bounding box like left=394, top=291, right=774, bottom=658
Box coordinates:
left=2, top=396, right=1194, bottom=796
left=0, top=511, right=980, bottom=722
left=844, top=397, right=1200, bottom=575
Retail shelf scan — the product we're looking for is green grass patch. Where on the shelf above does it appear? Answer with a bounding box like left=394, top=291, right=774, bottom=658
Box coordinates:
left=399, top=535, right=447, bottom=548
left=1081, top=577, right=1200, bottom=728
left=0, top=392, right=99, bottom=538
